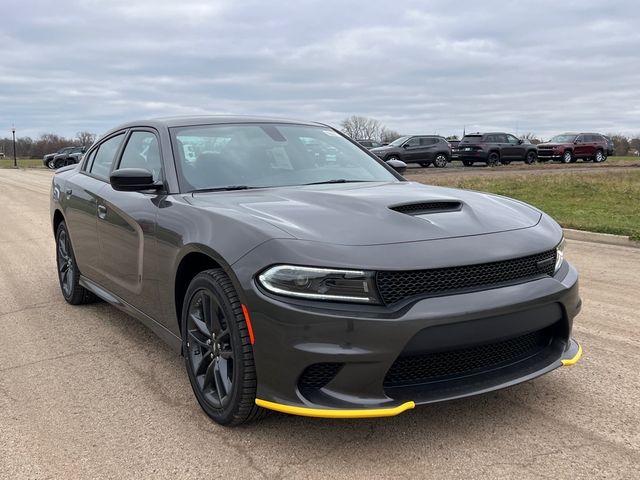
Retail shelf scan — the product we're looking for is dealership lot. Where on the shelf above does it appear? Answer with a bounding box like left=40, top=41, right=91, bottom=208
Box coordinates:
left=0, top=169, right=638, bottom=479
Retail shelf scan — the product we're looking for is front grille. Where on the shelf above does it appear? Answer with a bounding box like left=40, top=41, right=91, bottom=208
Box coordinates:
left=376, top=249, right=556, bottom=305
left=391, top=201, right=462, bottom=215
left=298, top=363, right=343, bottom=394
left=384, top=328, right=551, bottom=387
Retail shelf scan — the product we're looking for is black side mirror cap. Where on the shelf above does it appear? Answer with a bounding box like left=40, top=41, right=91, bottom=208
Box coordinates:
left=386, top=158, right=407, bottom=174
left=110, top=168, right=161, bottom=192
left=402, top=144, right=409, bottom=149
left=518, top=139, right=523, bottom=144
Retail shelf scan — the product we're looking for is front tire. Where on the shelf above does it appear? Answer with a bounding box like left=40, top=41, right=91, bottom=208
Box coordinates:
left=561, top=151, right=573, bottom=164
left=182, top=269, right=265, bottom=426
left=47, top=159, right=56, bottom=169
left=55, top=222, right=96, bottom=305
left=433, top=154, right=448, bottom=168
left=462, top=160, right=473, bottom=167
left=525, top=151, right=537, bottom=164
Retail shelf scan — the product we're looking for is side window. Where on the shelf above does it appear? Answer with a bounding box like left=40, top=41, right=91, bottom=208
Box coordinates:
left=83, top=149, right=97, bottom=171
left=119, top=131, right=163, bottom=182
left=576, top=135, right=585, bottom=143
left=420, top=137, right=436, bottom=145
left=484, top=135, right=496, bottom=143
left=506, top=134, right=519, bottom=144
left=404, top=137, right=420, bottom=147
left=89, top=133, right=125, bottom=180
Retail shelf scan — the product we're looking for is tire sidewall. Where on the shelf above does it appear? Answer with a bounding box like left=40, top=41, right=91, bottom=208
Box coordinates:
left=56, top=222, right=77, bottom=302
left=562, top=151, right=572, bottom=163
left=434, top=154, right=447, bottom=168
left=487, top=152, right=499, bottom=166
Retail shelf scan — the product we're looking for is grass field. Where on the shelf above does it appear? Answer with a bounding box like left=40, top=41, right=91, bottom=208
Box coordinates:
left=0, top=158, right=45, bottom=168
left=426, top=170, right=640, bottom=240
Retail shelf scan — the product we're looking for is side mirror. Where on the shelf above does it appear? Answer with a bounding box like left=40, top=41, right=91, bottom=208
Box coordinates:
left=110, top=168, right=161, bottom=192
left=402, top=144, right=410, bottom=149
left=386, top=159, right=407, bottom=174
left=518, top=139, right=523, bottom=144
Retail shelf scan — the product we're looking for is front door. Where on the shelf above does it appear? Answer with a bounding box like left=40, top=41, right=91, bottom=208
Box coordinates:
left=96, top=129, right=164, bottom=319
left=503, top=134, right=524, bottom=160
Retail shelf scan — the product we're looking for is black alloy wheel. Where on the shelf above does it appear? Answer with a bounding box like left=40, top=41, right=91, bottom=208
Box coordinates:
left=55, top=222, right=96, bottom=304
left=182, top=269, right=265, bottom=425
left=487, top=152, right=500, bottom=166
left=433, top=154, right=448, bottom=168
left=525, top=151, right=537, bottom=164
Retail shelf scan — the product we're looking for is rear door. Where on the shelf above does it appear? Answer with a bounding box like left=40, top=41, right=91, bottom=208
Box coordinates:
left=419, top=137, right=439, bottom=161
left=63, top=133, right=125, bottom=281
left=96, top=129, right=164, bottom=318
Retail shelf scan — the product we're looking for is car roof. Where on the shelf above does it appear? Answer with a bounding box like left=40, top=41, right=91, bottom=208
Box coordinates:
left=106, top=115, right=327, bottom=133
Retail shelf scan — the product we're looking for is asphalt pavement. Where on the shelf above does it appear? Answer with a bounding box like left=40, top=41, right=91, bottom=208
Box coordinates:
left=0, top=168, right=638, bottom=479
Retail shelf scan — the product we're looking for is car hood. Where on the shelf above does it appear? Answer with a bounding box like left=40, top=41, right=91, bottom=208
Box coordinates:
left=189, top=182, right=542, bottom=246
left=370, top=146, right=395, bottom=154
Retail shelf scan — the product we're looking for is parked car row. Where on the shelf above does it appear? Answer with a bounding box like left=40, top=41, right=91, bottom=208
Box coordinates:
left=357, top=131, right=613, bottom=168
left=43, top=146, right=86, bottom=169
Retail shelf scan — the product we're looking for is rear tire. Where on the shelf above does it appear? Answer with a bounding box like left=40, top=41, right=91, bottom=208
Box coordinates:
left=182, top=269, right=266, bottom=426
left=487, top=152, right=500, bottom=166
left=594, top=150, right=605, bottom=163
left=56, top=222, right=97, bottom=305
left=433, top=154, right=447, bottom=168
left=462, top=160, right=473, bottom=167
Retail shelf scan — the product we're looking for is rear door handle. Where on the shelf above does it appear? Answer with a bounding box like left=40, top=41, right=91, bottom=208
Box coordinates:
left=97, top=204, right=107, bottom=219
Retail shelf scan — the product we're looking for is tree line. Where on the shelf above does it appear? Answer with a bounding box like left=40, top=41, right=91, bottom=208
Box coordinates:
left=340, top=116, right=640, bottom=155
left=0, top=131, right=97, bottom=159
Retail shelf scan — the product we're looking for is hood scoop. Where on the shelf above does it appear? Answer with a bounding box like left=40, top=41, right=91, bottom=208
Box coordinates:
left=390, top=201, right=462, bottom=215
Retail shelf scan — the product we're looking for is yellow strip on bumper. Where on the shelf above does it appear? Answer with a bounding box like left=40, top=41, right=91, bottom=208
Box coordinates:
left=561, top=343, right=582, bottom=366
left=255, top=398, right=415, bottom=418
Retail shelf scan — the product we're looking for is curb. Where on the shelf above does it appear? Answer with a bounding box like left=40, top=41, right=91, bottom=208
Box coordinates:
left=563, top=228, right=640, bottom=249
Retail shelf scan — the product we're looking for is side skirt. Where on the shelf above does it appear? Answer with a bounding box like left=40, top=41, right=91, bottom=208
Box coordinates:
left=79, top=275, right=182, bottom=353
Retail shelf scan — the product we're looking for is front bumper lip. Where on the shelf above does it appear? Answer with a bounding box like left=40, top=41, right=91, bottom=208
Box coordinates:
left=255, top=339, right=582, bottom=419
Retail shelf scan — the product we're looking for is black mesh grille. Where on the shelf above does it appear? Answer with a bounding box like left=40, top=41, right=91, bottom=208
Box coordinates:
left=391, top=201, right=462, bottom=215
left=298, top=363, right=343, bottom=394
left=376, top=249, right=556, bottom=305
left=384, top=328, right=551, bottom=387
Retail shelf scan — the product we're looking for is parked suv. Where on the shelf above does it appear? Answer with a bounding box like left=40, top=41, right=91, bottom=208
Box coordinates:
left=52, top=146, right=86, bottom=169
left=458, top=132, right=538, bottom=166
left=44, top=146, right=74, bottom=169
left=370, top=135, right=451, bottom=168
left=537, top=133, right=609, bottom=163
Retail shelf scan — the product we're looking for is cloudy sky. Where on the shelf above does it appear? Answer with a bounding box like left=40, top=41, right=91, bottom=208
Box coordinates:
left=1, top=0, right=639, bottom=140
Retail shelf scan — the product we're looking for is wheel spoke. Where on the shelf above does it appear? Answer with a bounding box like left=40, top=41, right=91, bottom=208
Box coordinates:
left=190, top=312, right=210, bottom=337
left=213, top=358, right=228, bottom=402
left=193, top=351, right=212, bottom=377
left=203, top=360, right=216, bottom=390
left=188, top=329, right=210, bottom=349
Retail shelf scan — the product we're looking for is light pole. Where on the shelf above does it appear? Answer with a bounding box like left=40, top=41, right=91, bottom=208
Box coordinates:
left=11, top=125, right=17, bottom=168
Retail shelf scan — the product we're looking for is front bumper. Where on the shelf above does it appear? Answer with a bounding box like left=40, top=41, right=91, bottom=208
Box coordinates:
left=537, top=152, right=562, bottom=160
left=241, top=259, right=581, bottom=418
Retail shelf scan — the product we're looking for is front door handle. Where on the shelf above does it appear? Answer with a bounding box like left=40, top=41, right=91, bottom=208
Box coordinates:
left=97, top=204, right=107, bottom=219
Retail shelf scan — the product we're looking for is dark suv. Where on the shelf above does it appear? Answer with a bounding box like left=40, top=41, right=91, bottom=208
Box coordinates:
left=537, top=133, right=609, bottom=163
left=51, top=146, right=86, bottom=169
left=370, top=135, right=451, bottom=168
left=458, top=132, right=537, bottom=166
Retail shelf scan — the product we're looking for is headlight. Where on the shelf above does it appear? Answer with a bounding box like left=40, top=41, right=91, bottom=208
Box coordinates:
left=258, top=265, right=380, bottom=303
left=555, top=238, right=565, bottom=273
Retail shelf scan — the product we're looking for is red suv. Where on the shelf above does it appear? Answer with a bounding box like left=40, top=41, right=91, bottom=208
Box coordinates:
left=537, top=133, right=608, bottom=163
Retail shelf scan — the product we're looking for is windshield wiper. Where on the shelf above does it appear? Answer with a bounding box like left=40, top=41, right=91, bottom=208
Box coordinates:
left=190, top=185, right=254, bottom=193
left=303, top=179, right=371, bottom=186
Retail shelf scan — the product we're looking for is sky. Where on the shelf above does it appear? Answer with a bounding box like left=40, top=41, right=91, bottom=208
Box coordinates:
left=1, top=0, right=639, bottom=140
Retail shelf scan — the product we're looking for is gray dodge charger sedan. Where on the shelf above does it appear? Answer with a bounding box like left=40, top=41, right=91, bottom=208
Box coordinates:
left=50, top=116, right=582, bottom=425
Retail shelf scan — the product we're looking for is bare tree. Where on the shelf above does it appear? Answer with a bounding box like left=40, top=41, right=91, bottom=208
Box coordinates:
left=340, top=116, right=402, bottom=144
left=608, top=134, right=630, bottom=156
left=380, top=127, right=401, bottom=143
left=629, top=137, right=640, bottom=156
left=520, top=132, right=542, bottom=145
left=76, top=131, right=97, bottom=147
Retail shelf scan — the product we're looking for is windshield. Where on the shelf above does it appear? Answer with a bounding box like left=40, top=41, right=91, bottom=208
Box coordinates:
left=549, top=135, right=578, bottom=143
left=171, top=123, right=398, bottom=191
left=388, top=136, right=410, bottom=147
